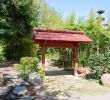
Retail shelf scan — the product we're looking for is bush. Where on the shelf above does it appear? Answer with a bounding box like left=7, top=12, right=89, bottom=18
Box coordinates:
left=88, top=53, right=110, bottom=80
left=15, top=57, right=44, bottom=80
left=0, top=54, right=6, bottom=64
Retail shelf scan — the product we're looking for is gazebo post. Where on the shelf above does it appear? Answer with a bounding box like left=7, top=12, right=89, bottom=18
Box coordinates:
left=41, top=46, right=45, bottom=70
left=73, top=43, right=79, bottom=77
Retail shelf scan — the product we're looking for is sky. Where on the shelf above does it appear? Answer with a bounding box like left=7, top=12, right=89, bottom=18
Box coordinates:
left=45, top=0, right=110, bottom=21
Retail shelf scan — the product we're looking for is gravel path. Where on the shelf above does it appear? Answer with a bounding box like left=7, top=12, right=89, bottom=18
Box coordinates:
left=38, top=61, right=110, bottom=100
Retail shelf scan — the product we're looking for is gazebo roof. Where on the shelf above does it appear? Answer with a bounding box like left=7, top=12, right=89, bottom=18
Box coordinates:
left=33, top=28, right=93, bottom=43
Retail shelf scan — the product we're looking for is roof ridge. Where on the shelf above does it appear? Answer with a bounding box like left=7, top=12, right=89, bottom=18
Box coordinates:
left=33, top=28, right=84, bottom=35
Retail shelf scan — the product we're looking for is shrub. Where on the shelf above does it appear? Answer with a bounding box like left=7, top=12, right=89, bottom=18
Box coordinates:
left=88, top=53, right=110, bottom=80
left=0, top=54, right=6, bottom=64
left=15, top=57, right=44, bottom=80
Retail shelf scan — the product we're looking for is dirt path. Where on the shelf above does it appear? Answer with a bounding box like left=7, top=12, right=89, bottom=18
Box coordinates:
left=38, top=61, right=110, bottom=100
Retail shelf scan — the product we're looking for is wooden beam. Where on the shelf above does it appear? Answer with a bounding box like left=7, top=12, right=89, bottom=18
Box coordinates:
left=43, top=45, right=75, bottom=48
left=40, top=41, right=75, bottom=48
left=73, top=43, right=79, bottom=77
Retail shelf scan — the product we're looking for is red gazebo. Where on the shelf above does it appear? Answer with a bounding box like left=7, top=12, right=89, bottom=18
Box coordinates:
left=33, top=28, right=93, bottom=76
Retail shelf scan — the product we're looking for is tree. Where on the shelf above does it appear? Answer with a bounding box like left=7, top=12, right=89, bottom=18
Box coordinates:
left=1, top=0, right=38, bottom=60
left=64, top=12, right=76, bottom=30
left=97, top=10, right=105, bottom=16
left=37, top=0, right=64, bottom=29
left=66, top=12, right=75, bottom=26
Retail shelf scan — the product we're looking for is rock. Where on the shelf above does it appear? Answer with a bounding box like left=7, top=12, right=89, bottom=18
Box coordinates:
left=10, top=94, right=17, bottom=100
left=18, top=96, right=32, bottom=100
left=13, top=86, right=27, bottom=95
left=0, top=79, right=3, bottom=86
left=3, top=71, right=18, bottom=79
left=0, top=72, right=3, bottom=79
left=28, top=72, right=42, bottom=85
left=101, top=73, right=110, bottom=87
left=0, top=72, right=3, bottom=85
left=7, top=80, right=15, bottom=86
left=33, top=85, right=41, bottom=94
left=0, top=86, right=11, bottom=95
left=7, top=79, right=29, bottom=86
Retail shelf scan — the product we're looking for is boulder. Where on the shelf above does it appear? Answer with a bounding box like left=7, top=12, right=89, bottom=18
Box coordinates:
left=0, top=86, right=11, bottom=96
left=13, top=86, right=27, bottom=95
left=101, top=73, right=110, bottom=87
left=33, top=85, right=41, bottom=94
left=7, top=78, right=29, bottom=86
left=0, top=79, right=3, bottom=86
left=28, top=72, right=42, bottom=85
left=3, top=71, right=18, bottom=79
left=10, top=94, right=17, bottom=100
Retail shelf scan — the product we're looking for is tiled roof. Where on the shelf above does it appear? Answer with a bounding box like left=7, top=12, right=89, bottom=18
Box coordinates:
left=33, top=28, right=93, bottom=43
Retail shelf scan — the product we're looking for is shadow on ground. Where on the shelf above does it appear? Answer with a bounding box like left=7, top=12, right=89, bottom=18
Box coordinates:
left=0, top=61, right=16, bottom=68
left=45, top=70, right=72, bottom=76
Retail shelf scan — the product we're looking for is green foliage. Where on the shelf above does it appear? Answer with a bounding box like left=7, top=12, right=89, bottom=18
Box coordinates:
left=58, top=9, right=110, bottom=80
left=88, top=53, right=110, bottom=79
left=20, top=57, right=39, bottom=65
left=37, top=0, right=64, bottom=29
left=66, top=12, right=75, bottom=26
left=0, top=0, right=39, bottom=60
left=64, top=12, right=77, bottom=30
left=97, top=10, right=105, bottom=15
left=0, top=0, right=110, bottom=82
left=4, top=38, right=34, bottom=60
left=0, top=41, right=6, bottom=64
left=58, top=48, right=73, bottom=70
left=16, top=57, right=39, bottom=74
left=15, top=57, right=44, bottom=80
left=0, top=54, right=6, bottom=64
left=0, top=0, right=65, bottom=60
